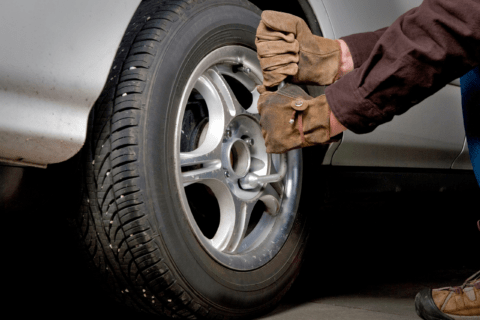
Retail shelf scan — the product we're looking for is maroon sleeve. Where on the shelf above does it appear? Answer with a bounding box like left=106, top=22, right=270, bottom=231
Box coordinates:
left=341, top=27, right=387, bottom=68
left=326, top=0, right=480, bottom=134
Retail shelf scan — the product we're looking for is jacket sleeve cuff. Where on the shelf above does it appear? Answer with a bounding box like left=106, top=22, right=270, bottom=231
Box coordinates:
left=340, top=27, right=387, bottom=68
left=325, top=70, right=392, bottom=134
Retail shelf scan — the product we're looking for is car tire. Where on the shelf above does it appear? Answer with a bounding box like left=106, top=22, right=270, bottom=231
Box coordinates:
left=77, top=0, right=309, bottom=318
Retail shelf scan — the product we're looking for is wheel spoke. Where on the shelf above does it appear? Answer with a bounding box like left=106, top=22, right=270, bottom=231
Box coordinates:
left=204, top=67, right=245, bottom=120
left=181, top=162, right=223, bottom=186
left=180, top=143, right=222, bottom=167
left=193, top=75, right=227, bottom=146
left=180, top=145, right=223, bottom=186
left=211, top=195, right=255, bottom=253
left=226, top=198, right=255, bottom=253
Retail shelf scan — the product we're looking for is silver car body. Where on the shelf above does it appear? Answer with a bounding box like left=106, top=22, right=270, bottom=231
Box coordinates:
left=0, top=0, right=141, bottom=167
left=0, top=0, right=473, bottom=170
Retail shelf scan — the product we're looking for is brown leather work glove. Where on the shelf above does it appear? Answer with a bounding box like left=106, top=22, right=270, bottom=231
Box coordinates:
left=256, top=11, right=341, bottom=87
left=257, top=84, right=340, bottom=154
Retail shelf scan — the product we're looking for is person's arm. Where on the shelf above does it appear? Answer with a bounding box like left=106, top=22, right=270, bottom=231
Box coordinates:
left=331, top=32, right=389, bottom=136
left=332, top=30, right=388, bottom=136
left=326, top=0, right=480, bottom=134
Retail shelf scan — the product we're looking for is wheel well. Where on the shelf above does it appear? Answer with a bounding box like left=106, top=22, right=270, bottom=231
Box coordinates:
left=248, top=0, right=323, bottom=36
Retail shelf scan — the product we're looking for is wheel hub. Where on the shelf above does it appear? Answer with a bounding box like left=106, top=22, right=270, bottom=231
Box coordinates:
left=222, top=115, right=268, bottom=197
left=225, top=138, right=251, bottom=178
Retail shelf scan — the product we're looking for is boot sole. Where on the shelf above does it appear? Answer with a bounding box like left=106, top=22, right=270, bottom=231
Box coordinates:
left=415, top=288, right=455, bottom=320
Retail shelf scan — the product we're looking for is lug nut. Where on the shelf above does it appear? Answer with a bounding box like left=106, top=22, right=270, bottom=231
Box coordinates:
left=237, top=66, right=251, bottom=74
left=244, top=138, right=254, bottom=147
left=224, top=171, right=230, bottom=178
left=225, top=129, right=232, bottom=139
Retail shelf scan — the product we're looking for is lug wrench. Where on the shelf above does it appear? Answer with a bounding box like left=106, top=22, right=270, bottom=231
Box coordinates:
left=239, top=81, right=288, bottom=190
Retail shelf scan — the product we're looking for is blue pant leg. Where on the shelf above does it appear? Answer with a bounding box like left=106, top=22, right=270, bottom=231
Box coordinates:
left=460, top=66, right=480, bottom=186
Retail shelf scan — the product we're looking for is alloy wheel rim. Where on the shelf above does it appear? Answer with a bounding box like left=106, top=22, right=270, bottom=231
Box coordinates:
left=174, top=46, right=301, bottom=270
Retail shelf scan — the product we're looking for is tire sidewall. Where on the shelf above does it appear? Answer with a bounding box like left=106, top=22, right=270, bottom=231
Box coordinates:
left=141, top=0, right=309, bottom=312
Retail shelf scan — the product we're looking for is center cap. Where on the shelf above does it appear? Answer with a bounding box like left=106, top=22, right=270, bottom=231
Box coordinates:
left=225, top=138, right=251, bottom=178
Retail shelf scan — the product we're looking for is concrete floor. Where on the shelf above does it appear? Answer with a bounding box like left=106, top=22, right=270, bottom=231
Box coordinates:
left=260, top=269, right=478, bottom=320
left=1, top=162, right=479, bottom=320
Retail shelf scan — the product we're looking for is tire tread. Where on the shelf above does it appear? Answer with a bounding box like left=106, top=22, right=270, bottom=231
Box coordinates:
left=78, top=0, right=264, bottom=318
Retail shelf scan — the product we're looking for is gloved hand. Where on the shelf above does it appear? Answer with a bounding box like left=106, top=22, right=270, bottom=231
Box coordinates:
left=257, top=83, right=341, bottom=153
left=256, top=10, right=343, bottom=87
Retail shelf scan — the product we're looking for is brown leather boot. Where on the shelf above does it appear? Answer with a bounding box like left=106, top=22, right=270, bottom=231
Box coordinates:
left=257, top=84, right=340, bottom=153
left=256, top=10, right=341, bottom=87
left=415, top=270, right=480, bottom=320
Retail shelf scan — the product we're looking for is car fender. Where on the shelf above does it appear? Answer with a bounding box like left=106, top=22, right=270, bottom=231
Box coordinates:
left=0, top=0, right=141, bottom=167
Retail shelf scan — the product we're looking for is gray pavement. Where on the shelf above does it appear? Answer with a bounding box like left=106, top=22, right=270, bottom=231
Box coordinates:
left=260, top=274, right=475, bottom=320
left=263, top=302, right=415, bottom=320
